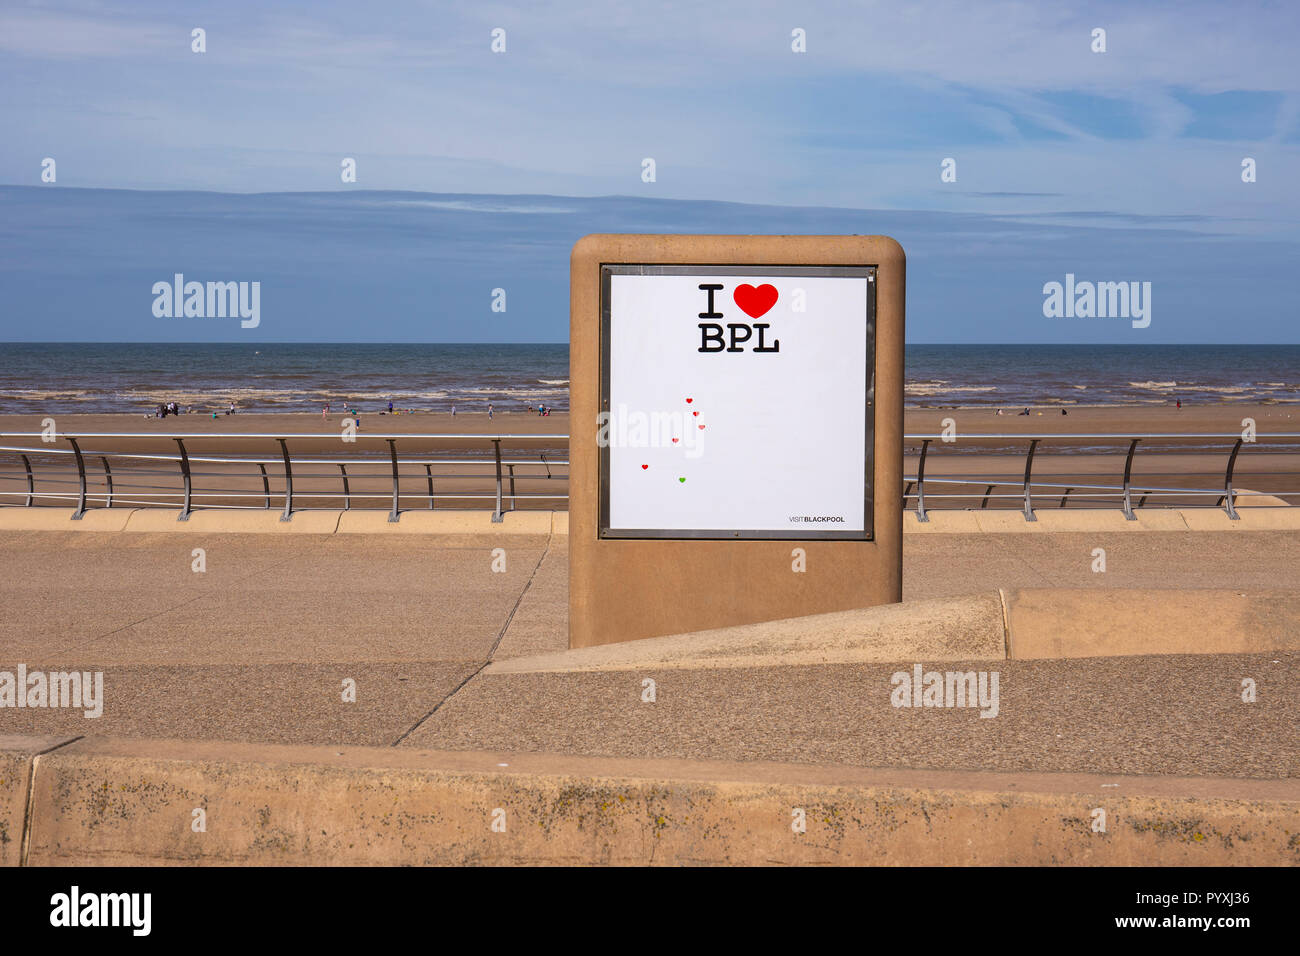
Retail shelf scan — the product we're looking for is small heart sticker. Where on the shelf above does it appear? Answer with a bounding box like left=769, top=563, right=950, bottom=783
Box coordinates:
left=672, top=438, right=678, bottom=443
left=685, top=398, right=693, bottom=403
left=692, top=411, right=699, bottom=417
left=641, top=464, right=648, bottom=470
left=699, top=425, right=705, bottom=430
left=678, top=477, right=686, bottom=483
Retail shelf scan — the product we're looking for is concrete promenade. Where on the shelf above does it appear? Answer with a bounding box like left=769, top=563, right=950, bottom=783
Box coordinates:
left=2, top=510, right=1297, bottom=864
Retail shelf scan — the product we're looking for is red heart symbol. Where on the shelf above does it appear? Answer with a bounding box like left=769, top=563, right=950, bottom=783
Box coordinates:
left=733, top=283, right=778, bottom=318
left=685, top=398, right=693, bottom=404
left=672, top=438, right=678, bottom=443
left=699, top=425, right=705, bottom=430
left=641, top=464, right=648, bottom=469
left=692, top=411, right=698, bottom=417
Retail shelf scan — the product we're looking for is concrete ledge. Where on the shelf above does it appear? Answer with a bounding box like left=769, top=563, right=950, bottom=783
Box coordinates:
left=335, top=509, right=554, bottom=535
left=0, top=508, right=138, bottom=532
left=123, top=508, right=343, bottom=534
left=972, top=510, right=1178, bottom=533
left=898, top=507, right=1300, bottom=533
left=1007, top=588, right=1300, bottom=659
left=0, top=735, right=80, bottom=867
left=1181, top=507, right=1300, bottom=531
left=0, top=508, right=566, bottom=536
left=3, top=506, right=1297, bottom=535
left=497, top=587, right=1300, bottom=668
left=14, top=736, right=1298, bottom=865
left=491, top=592, right=1006, bottom=673
left=904, top=510, right=983, bottom=533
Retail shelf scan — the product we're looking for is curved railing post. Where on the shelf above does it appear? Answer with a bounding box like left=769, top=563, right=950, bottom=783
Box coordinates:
left=174, top=438, right=192, bottom=520
left=101, top=456, right=113, bottom=508
left=258, top=462, right=271, bottom=508
left=915, top=439, right=930, bottom=523
left=492, top=439, right=504, bottom=522
left=982, top=484, right=995, bottom=509
left=425, top=463, right=435, bottom=509
left=1121, top=438, right=1139, bottom=520
left=278, top=439, right=293, bottom=521
left=387, top=439, right=400, bottom=522
left=67, top=437, right=87, bottom=520
left=339, top=464, right=351, bottom=510
left=1223, top=437, right=1244, bottom=520
left=1022, top=439, right=1038, bottom=522
left=20, top=453, right=34, bottom=507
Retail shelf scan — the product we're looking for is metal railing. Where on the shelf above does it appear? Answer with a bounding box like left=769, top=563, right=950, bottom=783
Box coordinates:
left=2, top=430, right=1297, bottom=522
left=903, top=432, right=1300, bottom=522
left=0, top=432, right=568, bottom=523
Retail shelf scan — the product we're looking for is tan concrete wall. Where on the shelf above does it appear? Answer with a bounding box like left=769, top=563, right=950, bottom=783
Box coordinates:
left=569, top=235, right=905, bottom=648
left=10, top=736, right=1297, bottom=866
left=0, top=735, right=79, bottom=866
left=1007, top=588, right=1300, bottom=658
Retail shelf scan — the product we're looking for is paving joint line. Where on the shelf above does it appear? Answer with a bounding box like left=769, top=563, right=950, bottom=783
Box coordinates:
left=390, top=534, right=553, bottom=746
left=20, top=735, right=84, bottom=867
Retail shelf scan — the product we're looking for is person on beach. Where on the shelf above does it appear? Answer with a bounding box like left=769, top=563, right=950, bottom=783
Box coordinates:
left=488, top=403, right=494, bottom=420
left=1176, top=399, right=1182, bottom=409
left=451, top=404, right=456, bottom=416
left=538, top=403, right=545, bottom=417
left=387, top=400, right=394, bottom=414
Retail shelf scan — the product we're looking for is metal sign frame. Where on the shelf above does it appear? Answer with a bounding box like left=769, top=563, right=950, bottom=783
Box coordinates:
left=598, top=263, right=876, bottom=541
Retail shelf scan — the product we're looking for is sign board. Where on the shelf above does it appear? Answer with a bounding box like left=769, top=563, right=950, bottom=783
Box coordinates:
left=600, top=266, right=873, bottom=539
left=570, top=235, right=904, bottom=649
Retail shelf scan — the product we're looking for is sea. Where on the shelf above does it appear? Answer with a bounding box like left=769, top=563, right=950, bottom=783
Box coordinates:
left=0, top=343, right=1297, bottom=414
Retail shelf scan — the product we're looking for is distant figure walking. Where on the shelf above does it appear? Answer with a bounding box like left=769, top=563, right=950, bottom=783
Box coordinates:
left=538, top=403, right=546, bottom=417
left=451, top=404, right=456, bottom=416
left=322, top=403, right=329, bottom=421
left=228, top=403, right=236, bottom=415
left=1176, top=399, right=1182, bottom=409
left=488, top=403, right=494, bottom=420
left=387, top=400, right=394, bottom=414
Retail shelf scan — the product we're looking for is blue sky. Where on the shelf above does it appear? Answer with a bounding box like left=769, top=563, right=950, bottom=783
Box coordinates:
left=1, top=0, right=1297, bottom=342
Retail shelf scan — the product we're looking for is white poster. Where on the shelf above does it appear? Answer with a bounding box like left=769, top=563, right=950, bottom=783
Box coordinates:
left=602, top=267, right=872, bottom=538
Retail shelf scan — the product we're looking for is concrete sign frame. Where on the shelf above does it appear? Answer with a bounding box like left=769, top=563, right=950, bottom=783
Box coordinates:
left=570, top=235, right=904, bottom=649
